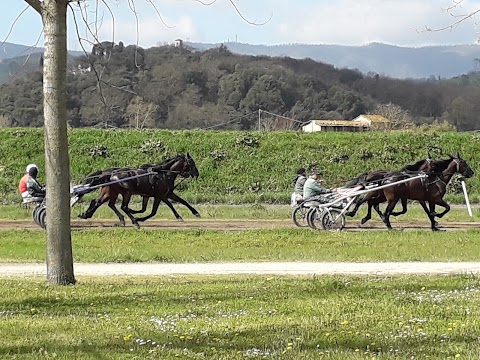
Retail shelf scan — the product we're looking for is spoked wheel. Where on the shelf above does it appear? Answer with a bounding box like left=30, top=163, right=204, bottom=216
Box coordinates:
left=37, top=206, right=47, bottom=229
left=32, top=206, right=40, bottom=226
left=307, top=207, right=324, bottom=230
left=32, top=204, right=47, bottom=229
left=292, top=205, right=309, bottom=227
left=321, top=209, right=345, bottom=230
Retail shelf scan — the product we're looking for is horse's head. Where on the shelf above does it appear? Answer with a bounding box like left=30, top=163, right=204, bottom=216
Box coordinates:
left=183, top=153, right=199, bottom=179
left=170, top=153, right=199, bottom=179
left=450, top=154, right=475, bottom=179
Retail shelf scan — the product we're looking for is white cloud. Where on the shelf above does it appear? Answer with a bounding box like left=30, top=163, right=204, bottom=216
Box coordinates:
left=64, top=0, right=480, bottom=49
left=274, top=0, right=480, bottom=46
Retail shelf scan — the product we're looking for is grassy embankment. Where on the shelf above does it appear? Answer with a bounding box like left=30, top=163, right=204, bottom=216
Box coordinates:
left=1, top=128, right=478, bottom=204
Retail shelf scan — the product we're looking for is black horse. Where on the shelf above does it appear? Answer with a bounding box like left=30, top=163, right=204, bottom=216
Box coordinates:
left=381, top=154, right=474, bottom=231
left=78, top=153, right=200, bottom=228
left=344, top=155, right=438, bottom=224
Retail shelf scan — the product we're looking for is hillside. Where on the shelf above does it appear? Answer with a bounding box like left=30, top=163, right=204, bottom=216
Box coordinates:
left=0, top=42, right=84, bottom=83
left=1, top=43, right=480, bottom=131
left=189, top=42, right=480, bottom=79
left=0, top=128, right=477, bottom=204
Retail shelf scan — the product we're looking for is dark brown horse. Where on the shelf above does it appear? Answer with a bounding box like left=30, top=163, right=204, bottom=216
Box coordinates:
left=78, top=153, right=199, bottom=228
left=381, top=154, right=474, bottom=231
left=344, top=156, right=437, bottom=224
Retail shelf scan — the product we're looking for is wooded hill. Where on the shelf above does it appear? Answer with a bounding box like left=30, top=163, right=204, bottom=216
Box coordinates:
left=0, top=42, right=480, bottom=131
left=0, top=128, right=478, bottom=204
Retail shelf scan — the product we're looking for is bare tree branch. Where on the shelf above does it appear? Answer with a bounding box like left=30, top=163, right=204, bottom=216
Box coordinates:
left=1, top=5, right=30, bottom=49
left=145, top=0, right=175, bottom=28
left=195, top=0, right=217, bottom=5
left=0, top=6, right=43, bottom=86
left=227, top=0, right=272, bottom=26
left=422, top=0, right=480, bottom=33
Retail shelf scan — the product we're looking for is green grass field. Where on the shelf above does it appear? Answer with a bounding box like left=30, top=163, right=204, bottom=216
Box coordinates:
left=1, top=202, right=480, bottom=358
left=1, top=227, right=480, bottom=263
left=2, top=275, right=480, bottom=359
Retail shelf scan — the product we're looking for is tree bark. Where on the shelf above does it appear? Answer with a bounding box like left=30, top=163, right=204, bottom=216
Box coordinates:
left=41, top=0, right=75, bottom=285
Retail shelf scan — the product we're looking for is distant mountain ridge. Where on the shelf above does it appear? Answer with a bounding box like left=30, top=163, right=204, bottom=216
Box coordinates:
left=0, top=41, right=83, bottom=60
left=187, top=41, right=480, bottom=79
left=4, top=40, right=480, bottom=79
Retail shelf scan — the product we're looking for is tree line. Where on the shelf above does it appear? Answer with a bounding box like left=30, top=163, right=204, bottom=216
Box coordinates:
left=0, top=42, right=479, bottom=131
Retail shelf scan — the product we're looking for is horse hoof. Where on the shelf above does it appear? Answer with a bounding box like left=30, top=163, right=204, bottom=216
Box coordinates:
left=345, top=211, right=354, bottom=217
left=78, top=213, right=85, bottom=219
left=177, top=217, right=184, bottom=222
left=432, top=227, right=445, bottom=232
left=360, top=218, right=368, bottom=225
left=133, top=223, right=140, bottom=229
left=194, top=213, right=201, bottom=218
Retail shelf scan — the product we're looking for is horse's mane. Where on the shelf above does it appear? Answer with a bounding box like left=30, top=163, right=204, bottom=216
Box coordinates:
left=427, top=158, right=454, bottom=173
left=400, top=159, right=427, bottom=171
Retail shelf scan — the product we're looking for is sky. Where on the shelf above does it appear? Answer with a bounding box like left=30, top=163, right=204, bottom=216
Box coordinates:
left=3, top=0, right=480, bottom=51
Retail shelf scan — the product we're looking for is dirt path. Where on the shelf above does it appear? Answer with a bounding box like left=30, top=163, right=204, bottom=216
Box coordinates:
left=2, top=261, right=480, bottom=277
left=0, top=219, right=479, bottom=231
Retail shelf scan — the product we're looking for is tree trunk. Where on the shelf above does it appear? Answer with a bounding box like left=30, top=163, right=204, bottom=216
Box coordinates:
left=42, top=0, right=75, bottom=285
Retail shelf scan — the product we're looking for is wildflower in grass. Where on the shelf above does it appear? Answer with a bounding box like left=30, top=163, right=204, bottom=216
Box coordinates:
left=455, top=354, right=461, bottom=358
left=340, top=320, right=349, bottom=325
left=124, top=334, right=132, bottom=341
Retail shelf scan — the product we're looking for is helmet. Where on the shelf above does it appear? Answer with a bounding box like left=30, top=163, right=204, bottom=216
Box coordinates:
left=26, top=164, right=38, bottom=173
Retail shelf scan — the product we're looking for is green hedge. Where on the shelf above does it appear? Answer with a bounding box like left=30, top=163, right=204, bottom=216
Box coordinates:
left=1, top=128, right=478, bottom=204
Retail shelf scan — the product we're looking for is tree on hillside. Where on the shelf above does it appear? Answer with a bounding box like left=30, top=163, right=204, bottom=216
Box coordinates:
left=373, top=103, right=413, bottom=129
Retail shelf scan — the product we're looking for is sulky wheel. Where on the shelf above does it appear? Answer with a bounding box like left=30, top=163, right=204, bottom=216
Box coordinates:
left=321, top=209, right=345, bottom=231
left=307, top=207, right=325, bottom=230
left=37, top=206, right=47, bottom=230
left=292, top=205, right=309, bottom=227
left=32, top=206, right=40, bottom=226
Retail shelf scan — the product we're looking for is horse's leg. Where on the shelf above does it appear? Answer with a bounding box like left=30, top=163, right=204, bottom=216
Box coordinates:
left=360, top=201, right=374, bottom=224
left=418, top=201, right=438, bottom=227
left=129, top=196, right=149, bottom=214
left=426, top=200, right=441, bottom=231
left=78, top=199, right=98, bottom=219
left=166, top=192, right=201, bottom=218
left=383, top=199, right=399, bottom=230
left=391, top=198, right=407, bottom=217
left=360, top=193, right=383, bottom=224
left=119, top=193, right=140, bottom=229
left=134, top=197, right=163, bottom=222
left=107, top=194, right=125, bottom=226
left=433, top=199, right=450, bottom=219
left=153, top=197, right=183, bottom=221
left=345, top=195, right=366, bottom=217
left=78, top=189, right=110, bottom=219
left=371, top=203, right=385, bottom=222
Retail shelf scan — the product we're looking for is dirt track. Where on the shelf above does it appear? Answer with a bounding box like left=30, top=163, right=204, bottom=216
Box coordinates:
left=0, top=219, right=479, bottom=231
